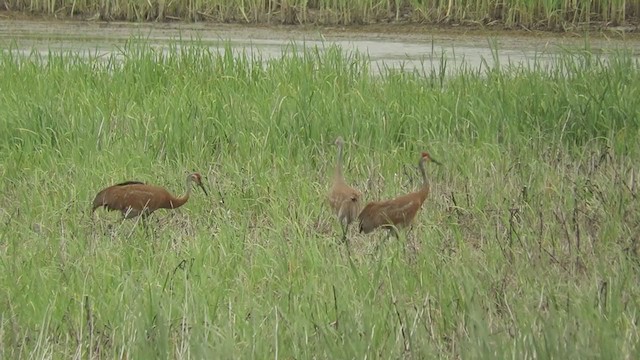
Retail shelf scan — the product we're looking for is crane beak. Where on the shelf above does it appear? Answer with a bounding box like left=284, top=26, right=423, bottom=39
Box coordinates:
left=197, top=182, right=209, bottom=196
left=430, top=157, right=442, bottom=165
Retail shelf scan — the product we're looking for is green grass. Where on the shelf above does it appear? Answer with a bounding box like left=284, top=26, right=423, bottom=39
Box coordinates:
left=0, top=39, right=639, bottom=358
left=3, top=0, right=639, bottom=28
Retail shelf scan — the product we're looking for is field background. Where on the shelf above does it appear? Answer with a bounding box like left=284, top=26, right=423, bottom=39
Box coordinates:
left=1, top=38, right=640, bottom=358
left=1, top=0, right=639, bottom=29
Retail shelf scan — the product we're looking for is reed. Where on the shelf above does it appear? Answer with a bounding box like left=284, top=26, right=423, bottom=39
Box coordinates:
left=3, top=0, right=637, bottom=28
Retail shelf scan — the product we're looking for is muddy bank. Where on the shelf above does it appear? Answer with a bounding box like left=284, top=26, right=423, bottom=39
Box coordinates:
left=1, top=10, right=639, bottom=38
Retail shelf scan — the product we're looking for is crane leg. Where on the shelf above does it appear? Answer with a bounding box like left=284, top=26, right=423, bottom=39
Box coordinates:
left=342, top=223, right=354, bottom=257
left=405, top=225, right=415, bottom=258
left=374, top=239, right=381, bottom=253
left=141, top=215, right=151, bottom=237
left=375, top=227, right=399, bottom=253
left=375, top=231, right=390, bottom=253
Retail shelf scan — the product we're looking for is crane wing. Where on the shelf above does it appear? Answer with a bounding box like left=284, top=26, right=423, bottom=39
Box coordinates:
left=92, top=184, right=164, bottom=213
left=358, top=190, right=426, bottom=234
left=329, top=183, right=362, bottom=225
left=114, top=181, right=145, bottom=186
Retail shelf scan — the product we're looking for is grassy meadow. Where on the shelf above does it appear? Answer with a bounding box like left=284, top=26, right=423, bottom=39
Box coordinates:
left=0, top=39, right=639, bottom=358
left=3, top=0, right=639, bottom=28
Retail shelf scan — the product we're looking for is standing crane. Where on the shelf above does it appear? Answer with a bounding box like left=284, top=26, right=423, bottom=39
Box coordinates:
left=358, top=152, right=440, bottom=238
left=92, top=172, right=209, bottom=220
left=328, top=136, right=362, bottom=243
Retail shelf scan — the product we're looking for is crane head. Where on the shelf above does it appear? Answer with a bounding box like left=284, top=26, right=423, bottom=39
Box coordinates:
left=334, top=136, right=345, bottom=146
left=189, top=172, right=209, bottom=196
left=421, top=151, right=442, bottom=165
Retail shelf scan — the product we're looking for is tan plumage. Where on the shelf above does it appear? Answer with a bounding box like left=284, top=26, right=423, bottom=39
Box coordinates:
left=358, top=152, right=440, bottom=236
left=92, top=172, right=208, bottom=219
left=328, top=136, right=362, bottom=242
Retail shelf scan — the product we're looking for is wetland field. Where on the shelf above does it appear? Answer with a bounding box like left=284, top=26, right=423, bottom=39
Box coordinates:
left=1, top=12, right=640, bottom=360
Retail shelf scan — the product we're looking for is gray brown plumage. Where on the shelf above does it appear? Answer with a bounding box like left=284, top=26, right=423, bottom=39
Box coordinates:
left=92, top=172, right=208, bottom=219
left=328, top=136, right=362, bottom=242
left=358, top=152, right=440, bottom=236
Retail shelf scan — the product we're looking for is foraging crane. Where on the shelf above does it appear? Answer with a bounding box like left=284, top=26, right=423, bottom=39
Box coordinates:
left=92, top=172, right=208, bottom=220
left=358, top=152, right=440, bottom=236
left=328, top=136, right=362, bottom=243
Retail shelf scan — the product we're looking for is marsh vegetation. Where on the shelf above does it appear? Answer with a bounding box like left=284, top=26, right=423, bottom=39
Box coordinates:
left=0, top=41, right=639, bottom=358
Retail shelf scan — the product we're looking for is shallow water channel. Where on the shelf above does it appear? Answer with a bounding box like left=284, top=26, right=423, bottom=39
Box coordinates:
left=1, top=19, right=639, bottom=74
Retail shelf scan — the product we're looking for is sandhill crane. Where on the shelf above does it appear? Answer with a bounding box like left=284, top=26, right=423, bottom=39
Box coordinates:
left=92, top=172, right=208, bottom=220
left=328, top=136, right=362, bottom=243
left=358, top=152, right=440, bottom=237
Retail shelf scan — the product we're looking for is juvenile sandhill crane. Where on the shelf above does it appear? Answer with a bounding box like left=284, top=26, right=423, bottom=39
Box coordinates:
left=92, top=172, right=208, bottom=220
left=328, top=136, right=362, bottom=243
left=358, top=152, right=440, bottom=237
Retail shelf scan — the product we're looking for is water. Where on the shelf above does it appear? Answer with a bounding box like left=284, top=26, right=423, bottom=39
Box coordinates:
left=1, top=19, right=639, bottom=73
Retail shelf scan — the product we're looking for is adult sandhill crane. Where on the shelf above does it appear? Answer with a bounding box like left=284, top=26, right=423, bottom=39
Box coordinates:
left=358, top=152, right=440, bottom=237
left=92, top=172, right=208, bottom=220
left=328, top=136, right=362, bottom=243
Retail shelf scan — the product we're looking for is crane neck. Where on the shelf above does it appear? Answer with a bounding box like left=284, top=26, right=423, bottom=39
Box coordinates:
left=169, top=175, right=192, bottom=209
left=184, top=175, right=194, bottom=198
left=419, top=157, right=430, bottom=192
